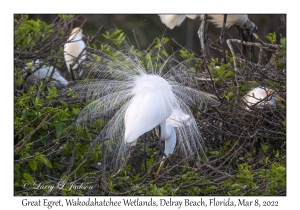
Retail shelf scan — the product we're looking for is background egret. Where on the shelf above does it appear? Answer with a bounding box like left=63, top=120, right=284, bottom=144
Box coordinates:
left=64, top=27, right=86, bottom=80
left=159, top=14, right=257, bottom=63
left=243, top=87, right=285, bottom=110
left=24, top=59, right=68, bottom=87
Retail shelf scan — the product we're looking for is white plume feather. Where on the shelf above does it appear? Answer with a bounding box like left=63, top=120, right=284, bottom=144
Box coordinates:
left=62, top=38, right=218, bottom=170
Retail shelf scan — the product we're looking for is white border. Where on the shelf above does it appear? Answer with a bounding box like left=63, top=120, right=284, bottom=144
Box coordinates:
left=3, top=0, right=297, bottom=208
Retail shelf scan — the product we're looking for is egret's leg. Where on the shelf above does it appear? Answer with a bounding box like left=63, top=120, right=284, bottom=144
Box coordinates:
left=158, top=126, right=165, bottom=158
left=199, top=14, right=209, bottom=65
left=221, top=14, right=227, bottom=64
left=249, top=33, right=255, bottom=62
left=244, top=28, right=253, bottom=61
left=143, top=133, right=147, bottom=172
left=204, top=16, right=210, bottom=60
left=237, top=25, right=247, bottom=59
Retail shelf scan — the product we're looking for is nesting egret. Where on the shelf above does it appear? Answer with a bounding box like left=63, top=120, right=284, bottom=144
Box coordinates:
left=24, top=59, right=68, bottom=87
left=64, top=27, right=86, bottom=80
left=67, top=40, right=218, bottom=172
left=243, top=87, right=285, bottom=110
left=159, top=14, right=257, bottom=63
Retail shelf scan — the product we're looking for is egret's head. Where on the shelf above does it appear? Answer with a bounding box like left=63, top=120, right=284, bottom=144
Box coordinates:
left=71, top=27, right=82, bottom=35
left=249, top=21, right=258, bottom=35
left=237, top=19, right=257, bottom=61
left=241, top=19, right=258, bottom=36
left=69, top=27, right=85, bottom=40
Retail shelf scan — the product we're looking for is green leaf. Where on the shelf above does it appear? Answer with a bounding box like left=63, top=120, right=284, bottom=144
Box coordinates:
left=37, top=155, right=52, bottom=168
left=224, top=70, right=235, bottom=78
left=112, top=29, right=122, bottom=36
left=210, top=70, right=218, bottom=77
left=223, top=63, right=230, bottom=68
left=275, top=150, right=280, bottom=159
left=217, top=66, right=225, bottom=76
left=55, top=122, right=68, bottom=138
left=72, top=108, right=80, bottom=115
left=23, top=173, right=34, bottom=184
left=261, top=143, right=269, bottom=153
left=28, top=160, right=37, bottom=171
left=282, top=119, right=286, bottom=127
left=225, top=92, right=235, bottom=100
left=43, top=156, right=52, bottom=168
left=271, top=163, right=278, bottom=173
left=103, top=34, right=110, bottom=39
left=266, top=32, right=276, bottom=44
left=161, top=50, right=169, bottom=57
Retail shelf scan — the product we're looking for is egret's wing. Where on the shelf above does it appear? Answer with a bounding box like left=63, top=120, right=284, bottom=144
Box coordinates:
left=199, top=14, right=248, bottom=28
left=166, top=108, right=191, bottom=127
left=125, top=74, right=174, bottom=144
left=186, top=15, right=198, bottom=19
left=159, top=15, right=187, bottom=29
left=64, top=37, right=86, bottom=76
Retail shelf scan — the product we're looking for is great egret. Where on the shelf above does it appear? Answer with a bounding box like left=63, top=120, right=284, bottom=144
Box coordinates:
left=159, top=14, right=257, bottom=63
left=64, top=27, right=86, bottom=80
left=243, top=87, right=285, bottom=110
left=24, top=59, right=68, bottom=87
left=124, top=73, right=191, bottom=173
left=67, top=39, right=218, bottom=172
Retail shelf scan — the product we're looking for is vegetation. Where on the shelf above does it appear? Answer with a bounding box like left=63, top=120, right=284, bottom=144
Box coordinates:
left=14, top=15, right=286, bottom=196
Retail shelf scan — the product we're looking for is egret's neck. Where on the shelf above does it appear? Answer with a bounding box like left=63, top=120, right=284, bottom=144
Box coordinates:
left=155, top=122, right=176, bottom=157
left=68, top=33, right=82, bottom=42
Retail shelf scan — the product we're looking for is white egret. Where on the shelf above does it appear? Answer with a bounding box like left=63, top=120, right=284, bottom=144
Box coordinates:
left=243, top=87, right=285, bottom=110
left=123, top=73, right=189, bottom=173
left=159, top=14, right=257, bottom=63
left=67, top=39, right=218, bottom=172
left=64, top=27, right=86, bottom=80
left=24, top=59, right=68, bottom=87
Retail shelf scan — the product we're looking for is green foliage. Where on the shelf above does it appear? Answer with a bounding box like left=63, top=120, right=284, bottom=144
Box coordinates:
left=209, top=58, right=234, bottom=84
left=179, top=49, right=194, bottom=59
left=102, top=29, right=126, bottom=48
left=23, top=173, right=34, bottom=184
left=266, top=32, right=277, bottom=44
left=266, top=32, right=286, bottom=69
left=13, top=13, right=98, bottom=194
left=15, top=15, right=54, bottom=49
left=58, top=14, right=74, bottom=20
left=146, top=184, right=168, bottom=195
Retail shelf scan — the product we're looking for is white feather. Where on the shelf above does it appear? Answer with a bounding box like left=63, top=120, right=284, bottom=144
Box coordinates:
left=66, top=40, right=218, bottom=170
left=25, top=60, right=68, bottom=87
left=159, top=14, right=249, bottom=29
left=243, top=87, right=277, bottom=109
left=159, top=15, right=187, bottom=29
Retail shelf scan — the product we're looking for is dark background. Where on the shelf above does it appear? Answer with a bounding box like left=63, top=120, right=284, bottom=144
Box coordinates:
left=28, top=14, right=286, bottom=59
